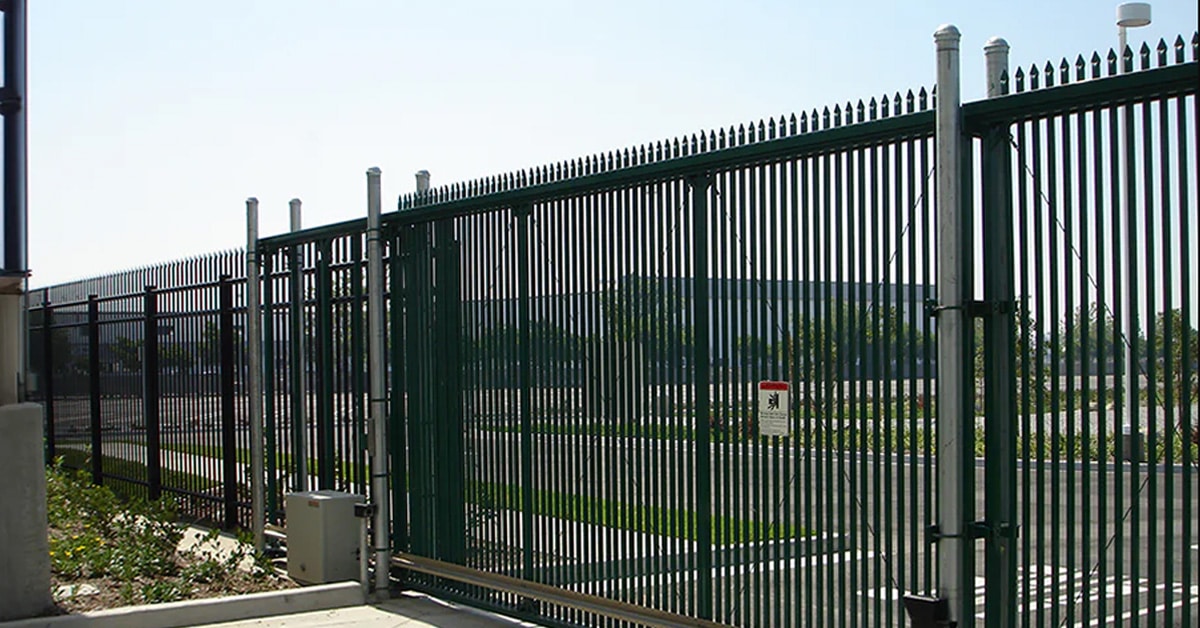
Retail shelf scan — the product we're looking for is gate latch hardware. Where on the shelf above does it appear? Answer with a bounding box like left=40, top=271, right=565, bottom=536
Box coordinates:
left=925, top=299, right=1016, bottom=319
left=927, top=521, right=989, bottom=543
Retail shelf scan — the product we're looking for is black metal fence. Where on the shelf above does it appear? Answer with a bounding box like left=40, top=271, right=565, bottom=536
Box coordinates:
left=28, top=251, right=250, bottom=528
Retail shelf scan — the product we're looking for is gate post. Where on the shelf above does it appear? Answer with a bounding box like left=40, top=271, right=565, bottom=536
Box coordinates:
left=366, top=167, right=392, bottom=595
left=289, top=199, right=308, bottom=492
left=246, top=197, right=266, bottom=551
left=981, top=36, right=1018, bottom=628
left=932, top=24, right=976, bottom=626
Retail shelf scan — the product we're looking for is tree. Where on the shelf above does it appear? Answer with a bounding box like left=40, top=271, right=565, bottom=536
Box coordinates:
left=159, top=343, right=194, bottom=371
left=198, top=322, right=221, bottom=367
left=600, top=276, right=692, bottom=369
left=112, top=336, right=142, bottom=371
left=1152, top=308, right=1199, bottom=405
left=1059, top=303, right=1126, bottom=376
left=28, top=314, right=75, bottom=376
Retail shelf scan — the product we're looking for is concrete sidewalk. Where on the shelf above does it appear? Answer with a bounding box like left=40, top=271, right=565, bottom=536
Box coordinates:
left=201, top=591, right=541, bottom=628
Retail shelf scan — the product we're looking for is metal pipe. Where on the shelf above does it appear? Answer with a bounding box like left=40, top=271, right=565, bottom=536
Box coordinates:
left=2, top=0, right=27, bottom=278
left=289, top=198, right=308, bottom=492
left=1, top=0, right=28, bottom=406
left=366, top=167, right=391, bottom=596
left=246, top=197, right=265, bottom=552
left=1115, top=4, right=1150, bottom=460
left=933, top=23, right=973, bottom=624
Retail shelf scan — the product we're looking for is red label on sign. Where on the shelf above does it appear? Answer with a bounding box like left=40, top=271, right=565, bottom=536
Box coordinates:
left=758, top=381, right=789, bottom=391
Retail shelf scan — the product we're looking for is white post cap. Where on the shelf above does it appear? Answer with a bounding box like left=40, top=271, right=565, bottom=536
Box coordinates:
left=1116, top=2, right=1151, bottom=27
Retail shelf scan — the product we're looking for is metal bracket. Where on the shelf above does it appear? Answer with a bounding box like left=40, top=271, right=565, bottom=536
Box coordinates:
left=0, top=86, right=20, bottom=116
left=354, top=502, right=375, bottom=519
left=927, top=521, right=989, bottom=543
left=925, top=298, right=1015, bottom=319
left=512, top=203, right=533, bottom=218
left=928, top=521, right=1018, bottom=544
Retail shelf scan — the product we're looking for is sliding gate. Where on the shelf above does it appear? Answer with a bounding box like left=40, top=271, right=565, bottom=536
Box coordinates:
left=253, top=31, right=1198, bottom=628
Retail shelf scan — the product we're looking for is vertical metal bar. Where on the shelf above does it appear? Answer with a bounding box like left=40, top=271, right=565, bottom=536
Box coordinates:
left=88, top=295, right=102, bottom=485
left=246, top=198, right=265, bottom=550
left=388, top=226, right=407, bottom=555
left=263, top=249, right=278, bottom=522
left=41, top=297, right=55, bottom=462
left=980, top=36, right=1016, bottom=628
left=514, top=202, right=534, bottom=583
left=220, top=275, right=238, bottom=528
left=1155, top=85, right=1173, bottom=628
left=351, top=235, right=366, bottom=494
left=688, top=172, right=714, bottom=620
left=933, top=24, right=973, bottom=625
left=1175, top=83, right=1193, bottom=628
left=366, top=167, right=391, bottom=594
left=317, top=239, right=334, bottom=488
left=433, top=213, right=466, bottom=567
left=144, top=285, right=161, bottom=501
left=289, top=199, right=308, bottom=492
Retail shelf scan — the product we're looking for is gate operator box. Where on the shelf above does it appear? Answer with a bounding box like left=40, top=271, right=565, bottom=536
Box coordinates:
left=285, top=490, right=363, bottom=584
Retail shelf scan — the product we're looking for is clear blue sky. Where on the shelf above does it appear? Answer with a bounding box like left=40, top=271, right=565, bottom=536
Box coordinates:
left=27, top=0, right=1198, bottom=287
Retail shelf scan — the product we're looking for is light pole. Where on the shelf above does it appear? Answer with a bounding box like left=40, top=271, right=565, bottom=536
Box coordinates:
left=1116, top=3, right=1150, bottom=460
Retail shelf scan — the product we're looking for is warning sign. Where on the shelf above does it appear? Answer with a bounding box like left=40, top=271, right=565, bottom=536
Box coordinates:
left=758, top=381, right=790, bottom=437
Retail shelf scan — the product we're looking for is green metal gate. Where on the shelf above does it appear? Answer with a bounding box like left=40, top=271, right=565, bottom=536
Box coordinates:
left=252, top=30, right=1198, bottom=628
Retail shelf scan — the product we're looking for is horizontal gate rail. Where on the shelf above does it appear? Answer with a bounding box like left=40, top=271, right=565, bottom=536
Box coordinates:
left=963, top=61, right=1197, bottom=129
left=393, top=552, right=732, bottom=628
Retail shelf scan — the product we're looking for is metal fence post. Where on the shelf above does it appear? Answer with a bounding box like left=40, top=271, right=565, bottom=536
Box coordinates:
left=41, top=295, right=55, bottom=462
left=246, top=197, right=265, bottom=551
left=289, top=198, right=308, bottom=492
left=981, top=35, right=1017, bottom=628
left=144, top=285, right=161, bottom=501
left=688, top=172, right=713, bottom=620
left=514, top=202, right=534, bottom=585
left=933, top=24, right=974, bottom=626
left=366, top=167, right=392, bottom=596
left=433, top=213, right=465, bottom=567
left=87, top=295, right=101, bottom=485
left=219, top=275, right=238, bottom=528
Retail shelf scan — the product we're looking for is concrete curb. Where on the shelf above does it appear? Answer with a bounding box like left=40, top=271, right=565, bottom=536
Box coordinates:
left=0, top=581, right=364, bottom=628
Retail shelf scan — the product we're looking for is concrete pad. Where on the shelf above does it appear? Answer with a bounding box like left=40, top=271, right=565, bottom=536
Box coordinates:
left=201, top=591, right=540, bottom=628
left=0, top=581, right=363, bottom=628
